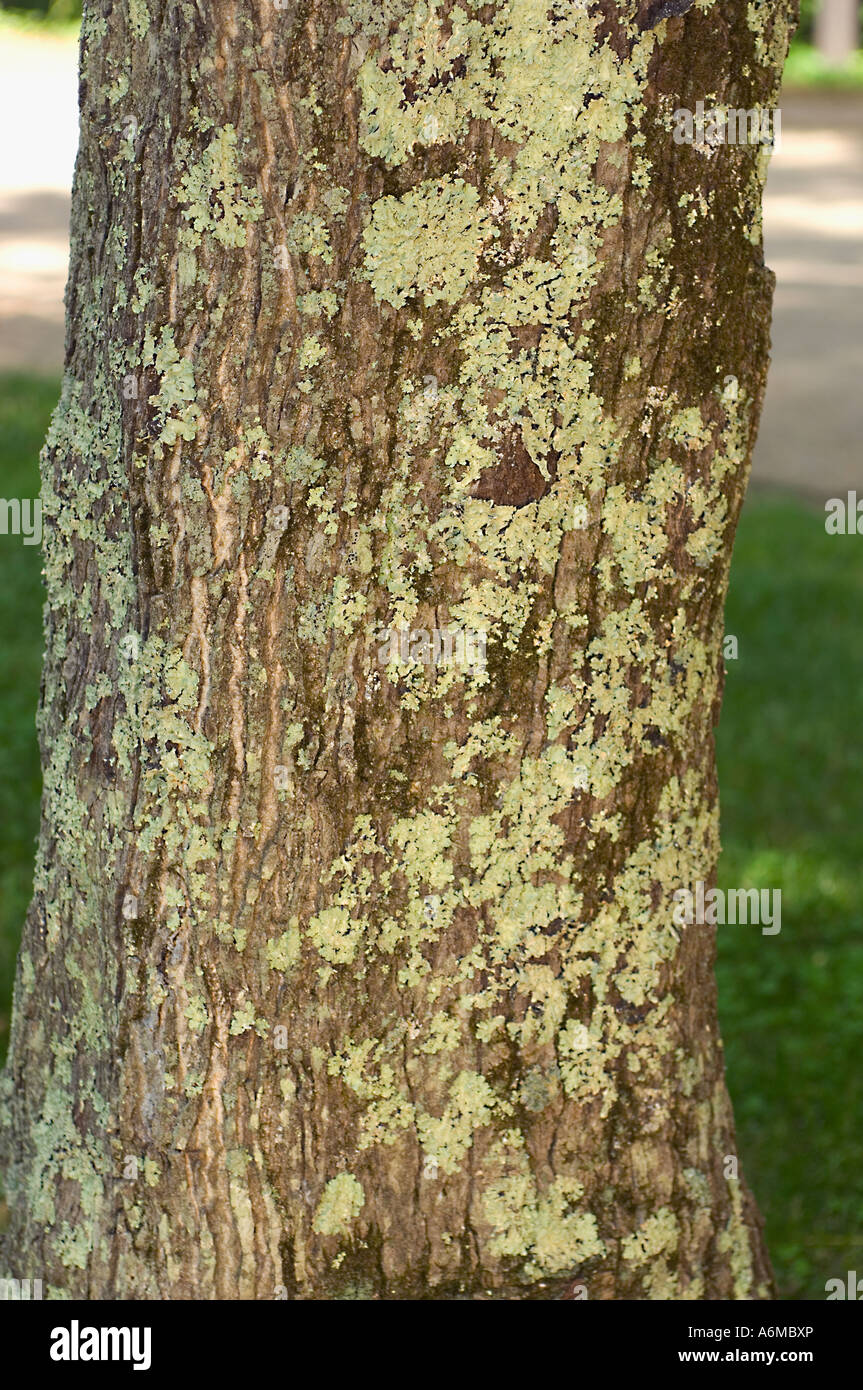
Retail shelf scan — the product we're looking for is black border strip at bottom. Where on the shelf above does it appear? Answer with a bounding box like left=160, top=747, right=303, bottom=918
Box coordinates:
left=0, top=1295, right=854, bottom=1377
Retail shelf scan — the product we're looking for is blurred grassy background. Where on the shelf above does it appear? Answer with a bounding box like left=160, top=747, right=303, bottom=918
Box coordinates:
left=0, top=375, right=49, bottom=1072
left=716, top=493, right=863, bottom=1300
left=1, top=374, right=861, bottom=1299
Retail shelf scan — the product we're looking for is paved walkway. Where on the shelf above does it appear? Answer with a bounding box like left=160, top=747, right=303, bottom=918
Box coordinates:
left=759, top=92, right=863, bottom=495
left=1, top=27, right=861, bottom=493
left=0, top=26, right=78, bottom=375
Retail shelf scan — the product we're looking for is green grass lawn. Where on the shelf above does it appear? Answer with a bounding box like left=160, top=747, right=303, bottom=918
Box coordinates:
left=716, top=490, right=863, bottom=1301
left=1, top=374, right=861, bottom=1300
left=784, top=38, right=863, bottom=90
left=0, top=375, right=50, bottom=1068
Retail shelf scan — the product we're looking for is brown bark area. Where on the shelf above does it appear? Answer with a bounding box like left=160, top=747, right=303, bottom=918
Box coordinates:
left=0, top=0, right=796, bottom=1298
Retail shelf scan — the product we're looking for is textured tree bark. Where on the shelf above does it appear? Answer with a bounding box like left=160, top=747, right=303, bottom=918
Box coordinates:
left=0, top=0, right=796, bottom=1299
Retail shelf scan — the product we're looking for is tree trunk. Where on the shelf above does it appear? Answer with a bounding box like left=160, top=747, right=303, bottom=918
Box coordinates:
left=815, top=0, right=859, bottom=64
left=0, top=0, right=796, bottom=1300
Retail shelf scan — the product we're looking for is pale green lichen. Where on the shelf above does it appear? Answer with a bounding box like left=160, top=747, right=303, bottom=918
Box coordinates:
left=481, top=1134, right=605, bottom=1277
left=177, top=124, right=263, bottom=249
left=229, top=1000, right=269, bottom=1037
left=312, top=1173, right=366, bottom=1237
left=362, top=177, right=492, bottom=309
left=623, top=1207, right=681, bottom=1298
left=717, top=1179, right=755, bottom=1299
left=127, top=0, right=150, bottom=41
left=184, top=994, right=209, bottom=1035
left=328, top=1037, right=415, bottom=1149
left=265, top=922, right=302, bottom=973
left=143, top=327, right=201, bottom=455
left=416, top=1070, right=496, bottom=1176
left=307, top=906, right=366, bottom=965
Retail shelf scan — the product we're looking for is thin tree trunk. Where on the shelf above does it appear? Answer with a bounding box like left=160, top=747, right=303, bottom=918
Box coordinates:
left=1, top=0, right=796, bottom=1299
left=815, top=0, right=859, bottom=63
